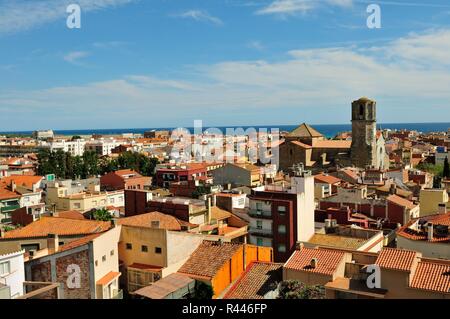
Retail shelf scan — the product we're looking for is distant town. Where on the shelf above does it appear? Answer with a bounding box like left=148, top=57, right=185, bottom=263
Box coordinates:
left=0, top=97, right=449, bottom=300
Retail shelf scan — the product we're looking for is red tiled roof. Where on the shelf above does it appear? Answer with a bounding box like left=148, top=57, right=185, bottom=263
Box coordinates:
left=375, top=248, right=418, bottom=272
left=290, top=141, right=312, bottom=149
left=387, top=194, right=416, bottom=210
left=312, top=140, right=351, bottom=149
left=410, top=260, right=450, bottom=293
left=1, top=217, right=111, bottom=239
left=314, top=174, right=342, bottom=185
left=58, top=233, right=102, bottom=252
left=284, top=247, right=346, bottom=276
left=397, top=213, right=450, bottom=243
left=117, top=211, right=195, bottom=230
left=56, top=210, right=86, bottom=220
left=0, top=175, right=43, bottom=189
left=96, top=271, right=121, bottom=286
left=0, top=187, right=20, bottom=200
left=224, top=262, right=283, bottom=299
left=178, top=241, right=242, bottom=279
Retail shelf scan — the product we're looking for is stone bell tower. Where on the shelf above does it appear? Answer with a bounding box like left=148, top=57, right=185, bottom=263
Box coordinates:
left=351, top=97, right=377, bottom=169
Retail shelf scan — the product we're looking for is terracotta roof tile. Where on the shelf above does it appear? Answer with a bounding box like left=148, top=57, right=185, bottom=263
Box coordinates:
left=284, top=247, right=346, bottom=276
left=58, top=233, right=102, bottom=252
left=0, top=176, right=43, bottom=189
left=56, top=210, right=86, bottom=220
left=96, top=271, right=121, bottom=286
left=1, top=217, right=111, bottom=239
left=117, top=211, right=195, bottom=230
left=178, top=241, right=242, bottom=279
left=387, top=194, right=416, bottom=210
left=410, top=261, right=450, bottom=293
left=312, top=140, right=352, bottom=149
left=314, top=174, right=342, bottom=185
left=375, top=248, right=418, bottom=272
left=224, top=262, right=283, bottom=299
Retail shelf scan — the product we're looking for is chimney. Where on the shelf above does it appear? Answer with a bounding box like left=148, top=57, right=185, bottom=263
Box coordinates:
left=151, top=220, right=160, bottom=228
left=47, top=233, right=59, bottom=254
left=389, top=183, right=397, bottom=195
left=310, top=258, right=318, bottom=269
left=11, top=180, right=16, bottom=193
left=438, top=203, right=446, bottom=215
left=207, top=197, right=212, bottom=224
left=427, top=223, right=434, bottom=241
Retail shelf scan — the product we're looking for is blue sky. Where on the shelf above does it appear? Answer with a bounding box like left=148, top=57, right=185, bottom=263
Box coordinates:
left=1, top=0, right=450, bottom=131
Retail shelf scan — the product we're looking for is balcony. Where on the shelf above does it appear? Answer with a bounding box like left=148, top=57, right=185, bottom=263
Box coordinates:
left=249, top=227, right=273, bottom=238
left=111, top=289, right=123, bottom=299
left=248, top=210, right=272, bottom=219
left=0, top=204, right=20, bottom=214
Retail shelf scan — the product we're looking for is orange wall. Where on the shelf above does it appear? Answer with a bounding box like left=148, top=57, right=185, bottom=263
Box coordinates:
left=211, top=244, right=273, bottom=298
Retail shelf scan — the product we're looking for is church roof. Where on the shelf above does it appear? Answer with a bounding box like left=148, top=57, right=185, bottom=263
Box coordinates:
left=288, top=123, right=323, bottom=138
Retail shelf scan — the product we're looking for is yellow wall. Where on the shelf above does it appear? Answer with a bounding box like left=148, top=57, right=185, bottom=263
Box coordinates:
left=118, top=226, right=168, bottom=268
left=419, top=189, right=449, bottom=216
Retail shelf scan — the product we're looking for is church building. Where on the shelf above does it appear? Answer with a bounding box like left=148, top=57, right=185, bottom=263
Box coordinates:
left=279, top=97, right=387, bottom=173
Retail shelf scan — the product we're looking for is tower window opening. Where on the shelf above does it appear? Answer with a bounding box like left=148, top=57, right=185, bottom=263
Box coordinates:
left=359, top=104, right=365, bottom=117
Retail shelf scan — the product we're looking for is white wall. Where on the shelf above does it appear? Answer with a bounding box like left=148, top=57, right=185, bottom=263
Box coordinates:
left=0, top=250, right=25, bottom=298
left=292, top=175, right=315, bottom=243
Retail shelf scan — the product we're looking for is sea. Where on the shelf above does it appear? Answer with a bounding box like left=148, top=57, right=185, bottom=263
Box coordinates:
left=2, top=123, right=449, bottom=139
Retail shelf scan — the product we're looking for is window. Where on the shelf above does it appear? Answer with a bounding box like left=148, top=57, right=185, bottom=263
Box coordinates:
left=0, top=261, right=10, bottom=275
left=155, top=247, right=162, bottom=254
left=95, top=260, right=98, bottom=267
left=256, top=202, right=262, bottom=211
left=278, top=244, right=286, bottom=253
left=126, top=243, right=132, bottom=250
left=102, top=255, right=106, bottom=262
left=278, top=225, right=286, bottom=234
left=110, top=250, right=114, bottom=256
left=256, top=220, right=263, bottom=230
left=74, top=203, right=81, bottom=209
left=256, top=238, right=263, bottom=246
left=277, top=206, right=286, bottom=215
left=141, top=245, right=148, bottom=252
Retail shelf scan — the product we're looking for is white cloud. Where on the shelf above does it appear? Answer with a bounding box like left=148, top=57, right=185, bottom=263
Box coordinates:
left=175, top=10, right=223, bottom=26
left=63, top=51, right=90, bottom=64
left=247, top=40, right=265, bottom=51
left=1, top=29, right=450, bottom=128
left=256, top=0, right=353, bottom=16
left=0, top=0, right=136, bottom=34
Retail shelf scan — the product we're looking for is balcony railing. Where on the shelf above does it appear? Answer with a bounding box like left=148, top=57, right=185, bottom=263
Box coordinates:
left=1, top=205, right=20, bottom=213
left=249, top=227, right=273, bottom=237
left=248, top=210, right=272, bottom=219
left=111, top=289, right=123, bottom=299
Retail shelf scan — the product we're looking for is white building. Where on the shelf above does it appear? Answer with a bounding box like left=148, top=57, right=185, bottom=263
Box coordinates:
left=49, top=139, right=86, bottom=156
left=85, top=138, right=120, bottom=156
left=0, top=250, right=25, bottom=299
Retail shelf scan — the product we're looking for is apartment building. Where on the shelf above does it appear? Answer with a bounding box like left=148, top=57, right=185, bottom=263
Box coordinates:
left=100, top=169, right=151, bottom=191
left=24, top=227, right=122, bottom=299
left=49, top=139, right=86, bottom=156
left=241, top=166, right=315, bottom=262
left=283, top=246, right=450, bottom=299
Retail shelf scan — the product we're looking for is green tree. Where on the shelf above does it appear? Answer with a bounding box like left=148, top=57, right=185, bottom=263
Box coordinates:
left=191, top=282, right=214, bottom=300
left=277, top=280, right=325, bottom=299
left=92, top=208, right=113, bottom=221
left=71, top=135, right=82, bottom=141
left=443, top=157, right=450, bottom=179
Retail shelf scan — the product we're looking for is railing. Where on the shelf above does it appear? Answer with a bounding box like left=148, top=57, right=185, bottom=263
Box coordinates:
left=0, top=205, right=20, bottom=213
left=111, top=289, right=123, bottom=299
left=249, top=227, right=273, bottom=237
left=248, top=210, right=272, bottom=219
